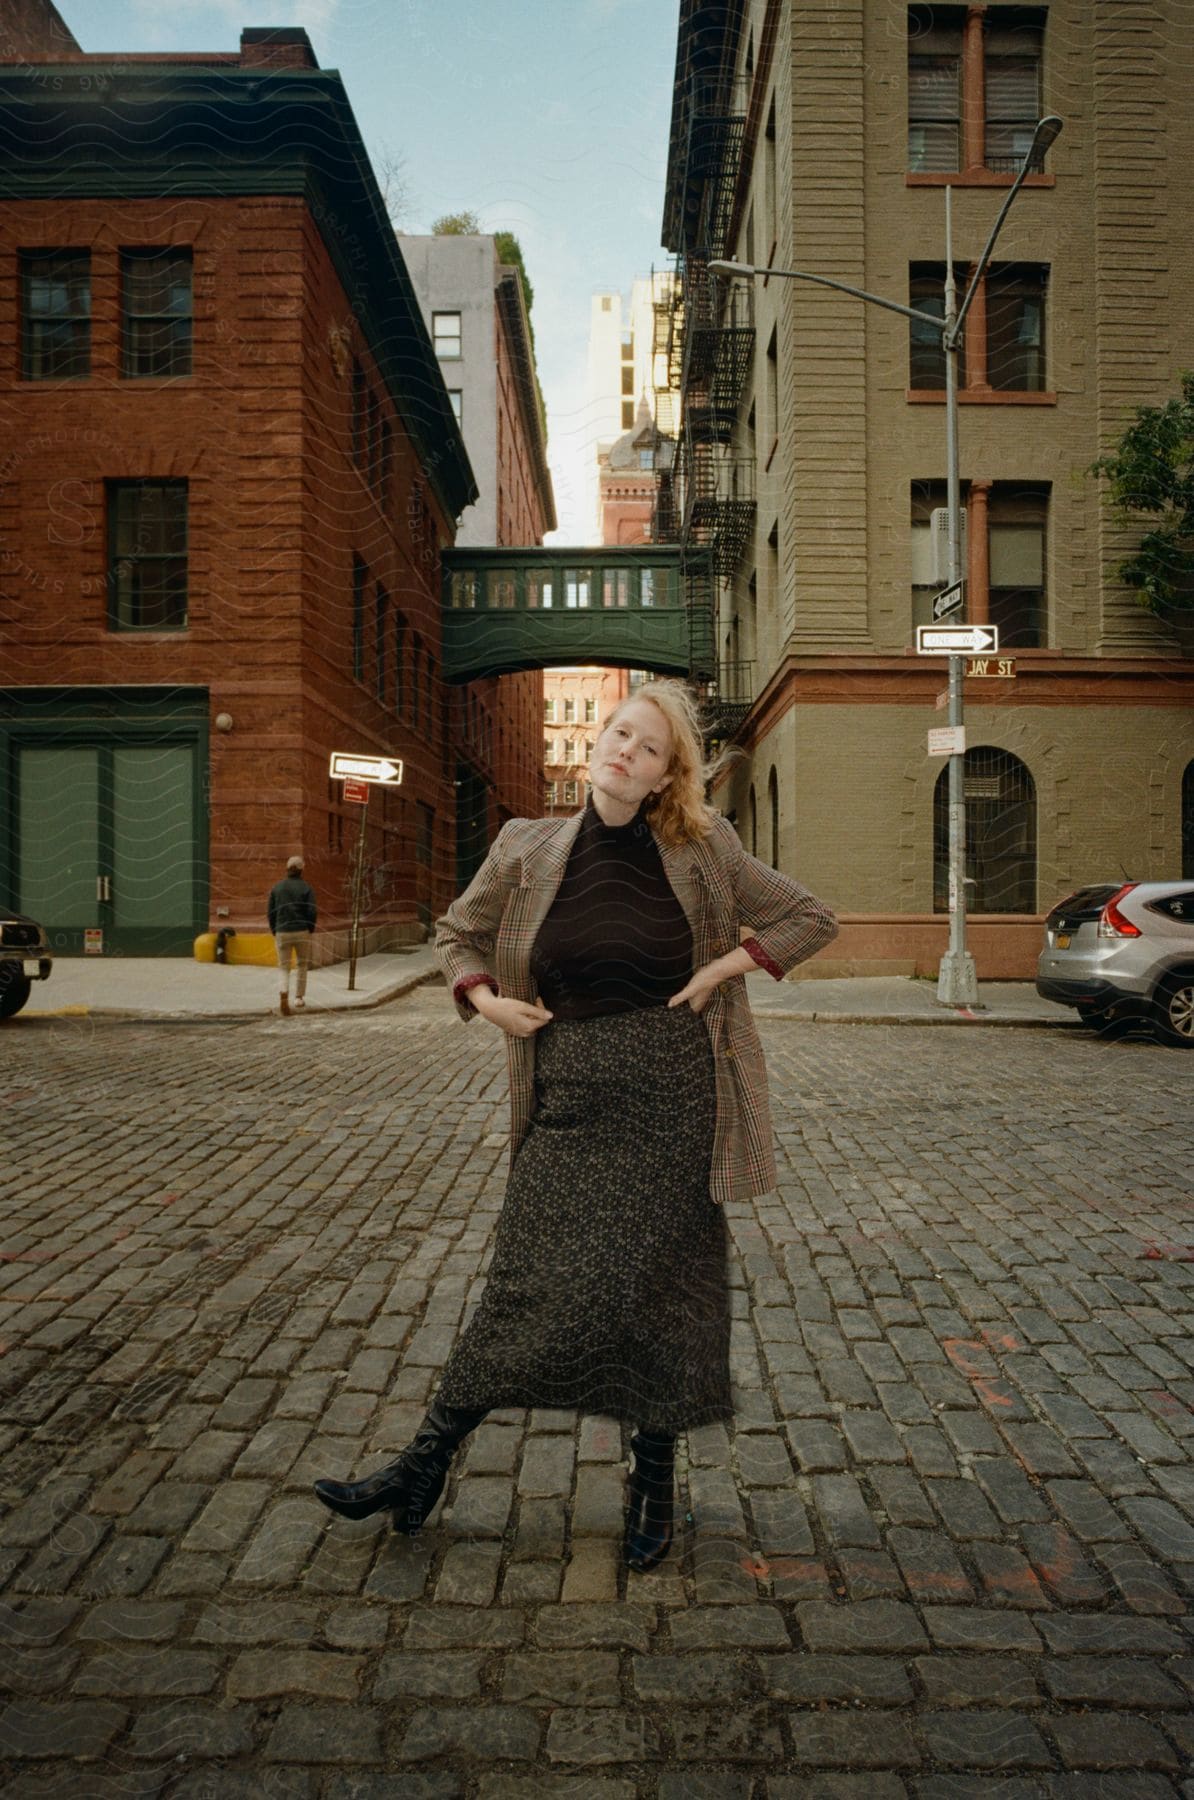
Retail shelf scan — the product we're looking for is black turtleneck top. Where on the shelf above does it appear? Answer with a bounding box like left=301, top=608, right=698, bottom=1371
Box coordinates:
left=529, top=800, right=694, bottom=1020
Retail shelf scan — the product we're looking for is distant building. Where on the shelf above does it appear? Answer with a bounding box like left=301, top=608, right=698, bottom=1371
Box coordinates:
left=0, top=13, right=530, bottom=954
left=404, top=233, right=557, bottom=869
left=584, top=273, right=677, bottom=542
left=598, top=398, right=676, bottom=547
left=662, top=0, right=1194, bottom=977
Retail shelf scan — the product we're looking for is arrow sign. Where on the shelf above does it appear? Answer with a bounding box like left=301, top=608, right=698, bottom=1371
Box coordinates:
left=329, top=751, right=404, bottom=784
left=932, top=579, right=965, bottom=621
left=915, top=624, right=999, bottom=656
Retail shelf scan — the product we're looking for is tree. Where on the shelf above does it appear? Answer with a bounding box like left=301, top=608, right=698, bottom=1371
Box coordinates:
left=1092, top=371, right=1194, bottom=614
left=431, top=211, right=482, bottom=236
left=374, top=146, right=412, bottom=229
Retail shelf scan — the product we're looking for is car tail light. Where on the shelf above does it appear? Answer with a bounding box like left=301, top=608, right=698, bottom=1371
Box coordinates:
left=1098, top=884, right=1141, bottom=939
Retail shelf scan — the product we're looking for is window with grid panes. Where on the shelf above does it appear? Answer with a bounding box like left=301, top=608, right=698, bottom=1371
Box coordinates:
left=584, top=697, right=596, bottom=723
left=121, top=248, right=192, bottom=378
left=433, top=312, right=461, bottom=358
left=907, top=7, right=962, bottom=171
left=21, top=249, right=90, bottom=379
left=107, top=481, right=188, bottom=630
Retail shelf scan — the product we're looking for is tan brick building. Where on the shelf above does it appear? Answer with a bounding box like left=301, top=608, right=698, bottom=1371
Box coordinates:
left=663, top=0, right=1194, bottom=976
left=0, top=14, right=541, bottom=955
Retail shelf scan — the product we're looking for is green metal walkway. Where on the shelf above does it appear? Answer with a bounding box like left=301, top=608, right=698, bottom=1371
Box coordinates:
left=440, top=547, right=713, bottom=683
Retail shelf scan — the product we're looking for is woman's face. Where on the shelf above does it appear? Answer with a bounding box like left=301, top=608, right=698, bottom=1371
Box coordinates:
left=590, top=698, right=674, bottom=810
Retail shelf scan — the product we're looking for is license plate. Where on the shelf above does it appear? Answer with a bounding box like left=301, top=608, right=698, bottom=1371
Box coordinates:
left=22, top=959, right=41, bottom=977
left=1055, top=933, right=1071, bottom=950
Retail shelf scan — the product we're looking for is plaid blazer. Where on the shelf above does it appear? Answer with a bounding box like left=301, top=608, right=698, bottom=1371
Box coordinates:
left=434, top=810, right=839, bottom=1204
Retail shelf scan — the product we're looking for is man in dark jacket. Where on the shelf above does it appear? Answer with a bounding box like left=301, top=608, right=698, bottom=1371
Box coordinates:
left=269, top=855, right=317, bottom=1017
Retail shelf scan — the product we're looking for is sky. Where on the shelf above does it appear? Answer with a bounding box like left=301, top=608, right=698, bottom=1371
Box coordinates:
left=64, top=0, right=682, bottom=540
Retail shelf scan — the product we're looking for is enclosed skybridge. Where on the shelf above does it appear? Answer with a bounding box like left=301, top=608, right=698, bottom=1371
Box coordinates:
left=441, top=547, right=714, bottom=684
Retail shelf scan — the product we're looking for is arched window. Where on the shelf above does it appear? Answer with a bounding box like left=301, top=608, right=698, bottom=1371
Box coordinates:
left=1183, top=760, right=1194, bottom=880
left=933, top=747, right=1036, bottom=913
left=748, top=784, right=758, bottom=857
left=768, top=766, right=779, bottom=870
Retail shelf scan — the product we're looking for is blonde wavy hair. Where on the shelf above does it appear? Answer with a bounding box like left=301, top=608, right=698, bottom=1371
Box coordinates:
left=602, top=679, right=728, bottom=847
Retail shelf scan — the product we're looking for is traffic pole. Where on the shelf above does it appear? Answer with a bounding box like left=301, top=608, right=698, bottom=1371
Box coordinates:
left=347, top=793, right=368, bottom=992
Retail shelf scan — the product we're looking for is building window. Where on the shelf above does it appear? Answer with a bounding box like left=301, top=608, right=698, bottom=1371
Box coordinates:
left=416, top=802, right=434, bottom=866
left=563, top=781, right=579, bottom=804
left=21, top=249, right=90, bottom=380
left=545, top=783, right=558, bottom=808
left=908, top=7, right=1045, bottom=176
left=433, top=311, right=461, bottom=358
left=352, top=556, right=366, bottom=680
left=621, top=366, right=634, bottom=396
left=562, top=738, right=575, bottom=764
left=563, top=698, right=576, bottom=723
left=584, top=697, right=596, bottom=723
left=988, top=484, right=1047, bottom=647
left=934, top=747, right=1036, bottom=912
left=544, top=697, right=557, bottom=723
left=603, top=569, right=630, bottom=608
left=121, top=248, right=193, bottom=378
left=411, top=636, right=422, bottom=727
left=907, top=8, right=961, bottom=172
left=564, top=570, right=591, bottom=609
left=621, top=401, right=635, bottom=428
left=375, top=583, right=388, bottom=703
left=985, top=265, right=1046, bottom=390
left=394, top=609, right=407, bottom=717
left=107, top=481, right=188, bottom=630
left=911, top=479, right=1047, bottom=647
left=910, top=263, right=1046, bottom=392
left=544, top=736, right=553, bottom=763
left=447, top=388, right=463, bottom=425
left=352, top=361, right=367, bottom=468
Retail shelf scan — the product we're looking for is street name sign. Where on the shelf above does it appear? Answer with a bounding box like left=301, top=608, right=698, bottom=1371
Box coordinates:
left=928, top=726, right=965, bottom=757
left=915, top=624, right=999, bottom=656
left=932, top=579, right=965, bottom=621
left=965, top=656, right=1016, bottom=678
left=328, top=752, right=404, bottom=784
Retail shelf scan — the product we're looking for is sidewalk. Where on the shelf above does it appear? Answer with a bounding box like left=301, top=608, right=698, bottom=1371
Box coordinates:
left=20, top=947, right=1078, bottom=1028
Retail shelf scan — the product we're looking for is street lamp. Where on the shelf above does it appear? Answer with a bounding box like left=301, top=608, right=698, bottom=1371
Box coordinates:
left=710, top=113, right=1062, bottom=1008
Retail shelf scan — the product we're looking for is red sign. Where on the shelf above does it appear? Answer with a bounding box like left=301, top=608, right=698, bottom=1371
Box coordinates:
left=342, top=777, right=369, bottom=804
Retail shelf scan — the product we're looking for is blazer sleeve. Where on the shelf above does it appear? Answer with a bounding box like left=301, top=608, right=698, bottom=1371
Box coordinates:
left=434, top=821, right=515, bottom=1020
left=711, top=817, right=839, bottom=979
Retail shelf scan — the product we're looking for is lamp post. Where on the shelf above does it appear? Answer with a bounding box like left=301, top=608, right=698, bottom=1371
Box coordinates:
left=710, top=113, right=1062, bottom=1008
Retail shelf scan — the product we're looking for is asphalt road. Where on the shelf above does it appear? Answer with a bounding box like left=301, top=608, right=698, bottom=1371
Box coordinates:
left=1, top=990, right=1192, bottom=1795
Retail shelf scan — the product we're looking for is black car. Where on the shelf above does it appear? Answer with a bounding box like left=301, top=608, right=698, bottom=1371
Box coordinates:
left=0, top=914, right=53, bottom=1018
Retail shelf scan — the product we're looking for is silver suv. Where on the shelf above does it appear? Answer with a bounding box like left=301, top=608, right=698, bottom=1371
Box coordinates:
left=1036, top=881, right=1194, bottom=1047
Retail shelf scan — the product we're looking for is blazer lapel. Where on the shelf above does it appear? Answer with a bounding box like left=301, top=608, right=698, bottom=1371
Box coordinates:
left=656, top=832, right=702, bottom=936
left=514, top=809, right=586, bottom=936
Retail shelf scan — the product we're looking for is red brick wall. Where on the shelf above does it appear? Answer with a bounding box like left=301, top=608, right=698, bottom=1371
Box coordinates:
left=0, top=191, right=469, bottom=935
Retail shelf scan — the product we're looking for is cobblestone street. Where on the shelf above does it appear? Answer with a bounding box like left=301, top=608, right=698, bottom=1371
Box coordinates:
left=2, top=987, right=1193, bottom=1797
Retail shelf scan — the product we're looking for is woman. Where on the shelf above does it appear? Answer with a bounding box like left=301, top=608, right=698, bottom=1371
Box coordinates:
left=314, top=679, right=838, bottom=1571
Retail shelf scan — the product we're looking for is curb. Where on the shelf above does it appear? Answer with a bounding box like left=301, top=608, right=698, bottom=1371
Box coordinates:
left=755, top=1009, right=1080, bottom=1030
left=18, top=968, right=444, bottom=1026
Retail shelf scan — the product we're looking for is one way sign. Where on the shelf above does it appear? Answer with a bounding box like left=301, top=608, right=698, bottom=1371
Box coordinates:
left=328, top=751, right=404, bottom=785
left=915, top=624, right=999, bottom=656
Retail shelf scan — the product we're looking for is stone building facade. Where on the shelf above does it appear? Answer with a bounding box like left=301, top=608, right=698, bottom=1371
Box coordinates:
left=663, top=0, right=1194, bottom=976
left=403, top=234, right=555, bottom=876
left=0, top=18, right=503, bottom=954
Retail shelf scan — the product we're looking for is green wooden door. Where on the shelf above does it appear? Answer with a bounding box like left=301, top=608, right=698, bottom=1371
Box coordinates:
left=17, top=739, right=201, bottom=954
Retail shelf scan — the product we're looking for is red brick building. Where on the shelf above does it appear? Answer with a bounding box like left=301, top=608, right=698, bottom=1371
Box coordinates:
left=0, top=15, right=533, bottom=955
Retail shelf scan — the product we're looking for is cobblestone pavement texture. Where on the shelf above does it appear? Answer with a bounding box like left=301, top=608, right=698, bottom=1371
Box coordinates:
left=1, top=990, right=1192, bottom=1797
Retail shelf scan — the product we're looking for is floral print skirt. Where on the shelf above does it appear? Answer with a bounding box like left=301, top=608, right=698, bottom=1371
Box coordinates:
left=437, top=1004, right=732, bottom=1432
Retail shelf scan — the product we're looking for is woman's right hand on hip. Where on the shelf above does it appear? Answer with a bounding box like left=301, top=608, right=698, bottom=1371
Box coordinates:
left=471, top=991, right=554, bottom=1037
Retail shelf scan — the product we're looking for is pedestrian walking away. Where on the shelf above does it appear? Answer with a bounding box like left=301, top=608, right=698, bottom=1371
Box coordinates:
left=268, top=854, right=317, bottom=1017
left=313, top=679, right=838, bottom=1571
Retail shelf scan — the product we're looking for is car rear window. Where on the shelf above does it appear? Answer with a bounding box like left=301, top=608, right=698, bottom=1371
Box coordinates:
left=1044, top=885, right=1121, bottom=927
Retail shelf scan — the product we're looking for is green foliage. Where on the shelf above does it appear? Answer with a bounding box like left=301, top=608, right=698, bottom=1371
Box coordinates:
left=493, top=231, right=546, bottom=433
left=1092, top=370, right=1194, bottom=613
left=431, top=210, right=481, bottom=235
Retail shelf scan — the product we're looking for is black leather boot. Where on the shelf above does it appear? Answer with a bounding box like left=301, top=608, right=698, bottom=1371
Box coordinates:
left=313, top=1401, right=488, bottom=1533
left=623, top=1429, right=677, bottom=1573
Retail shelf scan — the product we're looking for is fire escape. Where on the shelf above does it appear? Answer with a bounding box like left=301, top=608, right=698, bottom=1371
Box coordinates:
left=658, top=72, right=756, bottom=742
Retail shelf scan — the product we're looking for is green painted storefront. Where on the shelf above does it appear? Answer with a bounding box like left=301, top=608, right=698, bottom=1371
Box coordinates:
left=0, top=687, right=209, bottom=956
